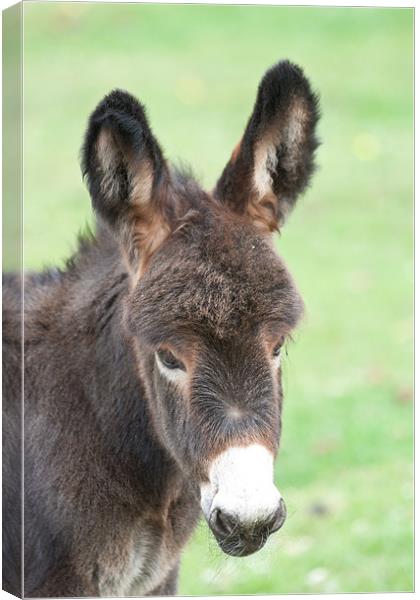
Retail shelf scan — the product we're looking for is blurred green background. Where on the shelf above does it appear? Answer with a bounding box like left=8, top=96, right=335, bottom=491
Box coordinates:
left=22, top=3, right=413, bottom=594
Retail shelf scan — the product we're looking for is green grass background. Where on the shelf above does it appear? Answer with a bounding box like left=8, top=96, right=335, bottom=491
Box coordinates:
left=22, top=3, right=413, bottom=594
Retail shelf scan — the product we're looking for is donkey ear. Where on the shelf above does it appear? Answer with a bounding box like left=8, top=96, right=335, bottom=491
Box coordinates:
left=214, top=60, right=320, bottom=232
left=82, top=89, right=172, bottom=271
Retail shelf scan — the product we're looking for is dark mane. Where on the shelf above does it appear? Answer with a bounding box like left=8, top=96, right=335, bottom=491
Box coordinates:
left=64, top=225, right=98, bottom=272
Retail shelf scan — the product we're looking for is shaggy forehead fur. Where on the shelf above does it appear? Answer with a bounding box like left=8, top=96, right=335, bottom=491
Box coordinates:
left=130, top=193, right=304, bottom=344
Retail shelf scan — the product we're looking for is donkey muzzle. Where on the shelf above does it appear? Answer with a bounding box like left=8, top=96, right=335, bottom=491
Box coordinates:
left=200, top=444, right=286, bottom=556
left=209, top=498, right=286, bottom=556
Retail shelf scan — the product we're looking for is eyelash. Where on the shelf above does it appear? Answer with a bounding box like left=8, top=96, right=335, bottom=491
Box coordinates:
left=272, top=336, right=285, bottom=358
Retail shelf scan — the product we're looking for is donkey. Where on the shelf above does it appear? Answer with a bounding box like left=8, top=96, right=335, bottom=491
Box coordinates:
left=3, top=60, right=319, bottom=597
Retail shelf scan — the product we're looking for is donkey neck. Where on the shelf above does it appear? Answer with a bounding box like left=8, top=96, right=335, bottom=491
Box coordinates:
left=60, top=229, right=185, bottom=502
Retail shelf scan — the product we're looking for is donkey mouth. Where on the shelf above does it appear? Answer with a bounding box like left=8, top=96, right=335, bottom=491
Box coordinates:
left=212, top=528, right=272, bottom=557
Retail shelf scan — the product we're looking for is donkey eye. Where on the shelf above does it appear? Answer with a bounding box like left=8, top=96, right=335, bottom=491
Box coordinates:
left=272, top=338, right=285, bottom=358
left=157, top=349, right=185, bottom=371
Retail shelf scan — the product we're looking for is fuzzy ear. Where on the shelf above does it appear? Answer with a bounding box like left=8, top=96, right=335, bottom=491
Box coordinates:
left=82, top=89, right=173, bottom=272
left=214, top=60, right=320, bottom=232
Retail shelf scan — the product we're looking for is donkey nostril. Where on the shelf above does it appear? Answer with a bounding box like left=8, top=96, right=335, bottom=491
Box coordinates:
left=212, top=509, right=236, bottom=537
left=269, top=498, right=287, bottom=533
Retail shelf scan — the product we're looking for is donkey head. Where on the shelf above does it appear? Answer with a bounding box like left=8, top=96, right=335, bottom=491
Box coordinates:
left=82, top=60, right=319, bottom=557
